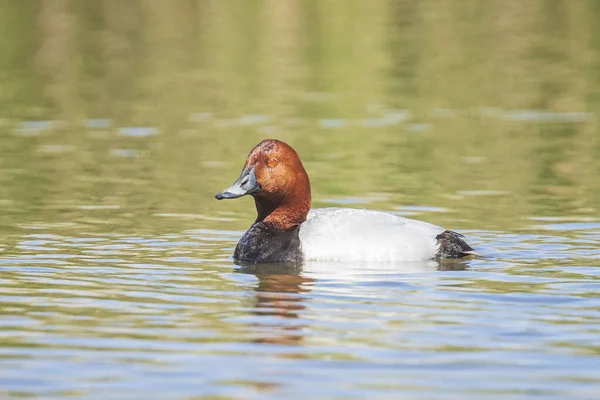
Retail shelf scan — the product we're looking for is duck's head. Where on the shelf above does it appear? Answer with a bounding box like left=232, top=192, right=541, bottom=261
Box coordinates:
left=216, top=139, right=311, bottom=228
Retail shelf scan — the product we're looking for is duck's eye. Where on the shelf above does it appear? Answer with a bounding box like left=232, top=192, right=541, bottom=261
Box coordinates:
left=268, top=158, right=278, bottom=167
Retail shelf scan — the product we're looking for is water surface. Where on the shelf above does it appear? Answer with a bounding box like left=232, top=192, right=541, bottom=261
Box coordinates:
left=1, top=1, right=599, bottom=399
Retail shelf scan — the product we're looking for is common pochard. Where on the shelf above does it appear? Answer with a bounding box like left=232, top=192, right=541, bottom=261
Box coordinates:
left=216, top=139, right=478, bottom=263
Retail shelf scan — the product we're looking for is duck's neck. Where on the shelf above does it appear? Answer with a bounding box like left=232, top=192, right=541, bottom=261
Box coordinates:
left=254, top=175, right=311, bottom=231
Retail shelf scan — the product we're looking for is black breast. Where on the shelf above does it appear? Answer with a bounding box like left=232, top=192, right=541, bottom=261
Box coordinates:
left=234, top=222, right=303, bottom=264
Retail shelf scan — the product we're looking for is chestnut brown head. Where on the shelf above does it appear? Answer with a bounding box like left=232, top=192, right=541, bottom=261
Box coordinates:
left=216, top=139, right=311, bottom=227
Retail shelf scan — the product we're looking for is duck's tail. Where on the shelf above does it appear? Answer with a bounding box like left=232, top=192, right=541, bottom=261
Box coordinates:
left=435, top=230, right=482, bottom=259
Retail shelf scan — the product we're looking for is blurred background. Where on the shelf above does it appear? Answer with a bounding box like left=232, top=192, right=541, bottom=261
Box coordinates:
left=1, top=0, right=598, bottom=232
left=1, top=1, right=599, bottom=399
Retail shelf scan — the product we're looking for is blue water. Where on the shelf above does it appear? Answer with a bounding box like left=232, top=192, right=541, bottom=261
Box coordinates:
left=1, top=219, right=598, bottom=399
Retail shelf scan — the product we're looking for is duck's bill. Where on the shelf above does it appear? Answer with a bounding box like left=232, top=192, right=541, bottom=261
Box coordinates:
left=215, top=166, right=260, bottom=200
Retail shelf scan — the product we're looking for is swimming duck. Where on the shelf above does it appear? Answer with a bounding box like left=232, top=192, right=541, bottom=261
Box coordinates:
left=215, top=139, right=477, bottom=263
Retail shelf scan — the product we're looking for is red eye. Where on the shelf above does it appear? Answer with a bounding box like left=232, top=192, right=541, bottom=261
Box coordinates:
left=268, top=158, right=278, bottom=167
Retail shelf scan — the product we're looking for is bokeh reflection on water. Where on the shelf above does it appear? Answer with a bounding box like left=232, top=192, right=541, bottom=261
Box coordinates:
left=1, top=0, right=600, bottom=398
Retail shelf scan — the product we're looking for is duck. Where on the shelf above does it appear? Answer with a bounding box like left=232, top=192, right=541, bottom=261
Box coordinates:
left=215, top=139, right=478, bottom=264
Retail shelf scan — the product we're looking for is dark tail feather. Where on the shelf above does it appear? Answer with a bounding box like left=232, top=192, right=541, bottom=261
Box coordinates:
left=435, top=230, right=481, bottom=259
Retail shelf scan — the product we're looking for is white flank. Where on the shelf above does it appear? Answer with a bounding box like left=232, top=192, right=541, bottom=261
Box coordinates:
left=298, top=208, right=444, bottom=262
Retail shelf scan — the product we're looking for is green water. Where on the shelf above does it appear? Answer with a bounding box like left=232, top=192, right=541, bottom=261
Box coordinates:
left=0, top=1, right=599, bottom=399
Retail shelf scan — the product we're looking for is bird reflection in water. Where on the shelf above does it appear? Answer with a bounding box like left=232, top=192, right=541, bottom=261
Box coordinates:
left=237, top=263, right=314, bottom=346
left=235, top=259, right=469, bottom=345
